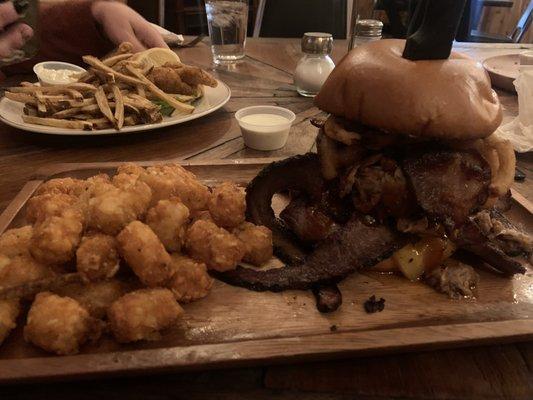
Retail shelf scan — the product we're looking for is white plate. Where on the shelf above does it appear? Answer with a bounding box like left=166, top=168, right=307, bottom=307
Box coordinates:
left=483, top=54, right=519, bottom=93
left=0, top=80, right=231, bottom=135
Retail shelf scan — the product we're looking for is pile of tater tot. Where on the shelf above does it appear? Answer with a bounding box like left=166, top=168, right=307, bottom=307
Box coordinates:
left=0, top=163, right=272, bottom=355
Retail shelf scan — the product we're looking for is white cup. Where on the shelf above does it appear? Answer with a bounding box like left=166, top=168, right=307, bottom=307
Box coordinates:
left=33, top=61, right=86, bottom=86
left=519, top=51, right=533, bottom=67
left=235, top=106, right=296, bottom=151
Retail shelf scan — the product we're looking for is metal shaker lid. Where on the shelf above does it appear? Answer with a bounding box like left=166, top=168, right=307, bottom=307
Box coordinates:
left=355, top=19, right=383, bottom=37
left=301, top=32, right=333, bottom=55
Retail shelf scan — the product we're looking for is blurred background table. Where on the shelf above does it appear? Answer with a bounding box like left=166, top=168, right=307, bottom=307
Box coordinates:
left=0, top=38, right=532, bottom=399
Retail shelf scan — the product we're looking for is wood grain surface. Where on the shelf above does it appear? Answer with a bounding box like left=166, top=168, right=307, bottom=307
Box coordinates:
left=0, top=38, right=532, bottom=398
left=0, top=160, right=531, bottom=383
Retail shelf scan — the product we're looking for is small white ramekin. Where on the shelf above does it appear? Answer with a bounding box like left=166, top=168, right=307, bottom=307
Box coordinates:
left=235, top=105, right=296, bottom=151
left=520, top=51, right=533, bottom=66
left=33, top=61, right=86, bottom=86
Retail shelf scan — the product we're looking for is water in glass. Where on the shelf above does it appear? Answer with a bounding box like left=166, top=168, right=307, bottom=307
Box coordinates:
left=205, top=0, right=248, bottom=63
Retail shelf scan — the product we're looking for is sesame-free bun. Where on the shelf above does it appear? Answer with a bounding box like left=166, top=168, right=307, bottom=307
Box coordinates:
left=314, top=39, right=502, bottom=140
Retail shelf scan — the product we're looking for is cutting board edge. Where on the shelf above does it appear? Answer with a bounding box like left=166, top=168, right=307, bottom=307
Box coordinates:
left=0, top=318, right=532, bottom=384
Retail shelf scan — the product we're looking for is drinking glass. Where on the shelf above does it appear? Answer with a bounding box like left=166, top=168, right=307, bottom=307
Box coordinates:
left=205, top=0, right=249, bottom=64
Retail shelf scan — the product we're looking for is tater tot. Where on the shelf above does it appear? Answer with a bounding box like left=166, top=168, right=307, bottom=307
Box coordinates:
left=139, top=164, right=210, bottom=211
left=29, top=207, right=84, bottom=265
left=117, top=163, right=145, bottom=177
left=23, top=292, right=102, bottom=355
left=185, top=220, right=245, bottom=272
left=0, top=226, right=33, bottom=258
left=233, top=222, right=273, bottom=266
left=167, top=254, right=213, bottom=303
left=160, top=163, right=197, bottom=180
left=146, top=199, right=190, bottom=252
left=190, top=210, right=215, bottom=223
left=0, top=254, right=55, bottom=288
left=26, top=193, right=78, bottom=224
left=76, top=234, right=120, bottom=282
left=208, top=181, right=246, bottom=229
left=112, top=172, right=140, bottom=190
left=0, top=299, right=20, bottom=346
left=35, top=177, right=86, bottom=197
left=107, top=288, right=183, bottom=343
left=83, top=174, right=114, bottom=198
left=88, top=180, right=152, bottom=235
left=54, top=279, right=137, bottom=319
left=117, top=221, right=172, bottom=287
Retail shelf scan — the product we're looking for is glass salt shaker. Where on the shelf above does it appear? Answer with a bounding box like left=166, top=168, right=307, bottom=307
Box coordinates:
left=294, top=32, right=335, bottom=98
left=348, top=19, right=383, bottom=50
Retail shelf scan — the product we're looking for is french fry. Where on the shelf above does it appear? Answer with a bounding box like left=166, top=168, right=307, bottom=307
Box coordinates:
left=11, top=83, right=96, bottom=92
left=101, top=42, right=133, bottom=63
left=77, top=69, right=96, bottom=83
left=125, top=65, right=194, bottom=114
left=83, top=55, right=145, bottom=86
left=103, top=53, right=133, bottom=67
left=118, top=42, right=134, bottom=53
left=22, top=115, right=93, bottom=130
left=36, top=94, right=83, bottom=109
left=124, top=93, right=157, bottom=109
left=136, top=85, right=146, bottom=97
left=95, top=86, right=116, bottom=127
left=112, top=85, right=125, bottom=129
left=52, top=103, right=108, bottom=118
left=113, top=60, right=143, bottom=70
left=54, top=97, right=95, bottom=108
left=34, top=88, right=48, bottom=116
left=8, top=85, right=86, bottom=100
left=4, top=91, right=36, bottom=105
left=86, top=117, right=113, bottom=129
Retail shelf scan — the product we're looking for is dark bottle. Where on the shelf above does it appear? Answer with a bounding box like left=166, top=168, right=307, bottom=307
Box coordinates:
left=1, top=0, right=39, bottom=66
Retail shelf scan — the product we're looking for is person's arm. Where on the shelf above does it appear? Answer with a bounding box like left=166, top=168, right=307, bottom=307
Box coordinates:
left=3, top=0, right=113, bottom=74
left=36, top=0, right=115, bottom=65
left=4, top=0, right=167, bottom=75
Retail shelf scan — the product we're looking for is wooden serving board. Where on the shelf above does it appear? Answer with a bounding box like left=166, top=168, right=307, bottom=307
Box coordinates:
left=0, top=159, right=532, bottom=383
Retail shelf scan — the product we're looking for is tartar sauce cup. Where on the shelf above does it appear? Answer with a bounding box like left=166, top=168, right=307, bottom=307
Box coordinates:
left=235, top=105, right=296, bottom=151
left=33, top=61, right=86, bottom=86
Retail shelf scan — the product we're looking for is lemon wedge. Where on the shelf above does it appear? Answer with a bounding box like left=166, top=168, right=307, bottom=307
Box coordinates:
left=132, top=48, right=181, bottom=68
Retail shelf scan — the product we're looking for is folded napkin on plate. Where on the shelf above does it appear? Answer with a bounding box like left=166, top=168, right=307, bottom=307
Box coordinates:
left=496, top=68, right=533, bottom=153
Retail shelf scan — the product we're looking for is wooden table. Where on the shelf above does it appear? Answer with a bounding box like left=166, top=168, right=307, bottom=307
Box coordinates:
left=0, top=38, right=532, bottom=399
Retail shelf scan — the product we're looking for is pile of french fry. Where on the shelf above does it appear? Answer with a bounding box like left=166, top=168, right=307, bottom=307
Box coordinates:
left=4, top=43, right=198, bottom=131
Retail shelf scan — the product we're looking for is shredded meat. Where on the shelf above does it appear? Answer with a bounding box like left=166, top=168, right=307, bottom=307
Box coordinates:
left=350, top=155, right=414, bottom=219
left=471, top=210, right=533, bottom=257
left=402, top=149, right=490, bottom=227
left=425, top=259, right=479, bottom=299
left=454, top=217, right=526, bottom=275
left=279, top=197, right=335, bottom=244
left=316, top=129, right=363, bottom=180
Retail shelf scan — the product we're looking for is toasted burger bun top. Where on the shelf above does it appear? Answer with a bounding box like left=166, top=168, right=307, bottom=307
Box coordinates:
left=315, top=39, right=502, bottom=140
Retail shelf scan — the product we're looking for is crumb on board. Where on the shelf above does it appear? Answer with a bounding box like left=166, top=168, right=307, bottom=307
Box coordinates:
left=364, top=295, right=385, bottom=314
left=329, top=324, right=337, bottom=332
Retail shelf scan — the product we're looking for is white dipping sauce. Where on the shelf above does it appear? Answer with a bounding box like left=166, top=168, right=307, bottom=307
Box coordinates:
left=239, top=113, right=289, bottom=127
left=236, top=106, right=295, bottom=151
left=35, top=65, right=78, bottom=84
